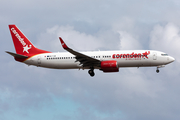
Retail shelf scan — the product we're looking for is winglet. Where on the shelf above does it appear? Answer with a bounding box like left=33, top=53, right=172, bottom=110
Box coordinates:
left=59, top=37, right=69, bottom=49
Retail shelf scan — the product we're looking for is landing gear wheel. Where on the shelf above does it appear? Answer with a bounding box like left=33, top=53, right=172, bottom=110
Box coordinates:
left=156, top=69, right=159, bottom=73
left=88, top=69, right=95, bottom=77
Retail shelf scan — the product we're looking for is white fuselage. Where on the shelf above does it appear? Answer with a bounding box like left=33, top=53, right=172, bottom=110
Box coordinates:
left=24, top=50, right=174, bottom=69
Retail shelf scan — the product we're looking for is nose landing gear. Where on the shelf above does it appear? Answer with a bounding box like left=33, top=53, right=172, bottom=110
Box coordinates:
left=156, top=68, right=159, bottom=73
left=156, top=65, right=165, bottom=73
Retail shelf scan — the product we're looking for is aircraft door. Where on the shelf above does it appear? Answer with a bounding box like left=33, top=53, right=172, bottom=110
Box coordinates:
left=153, top=52, right=157, bottom=60
left=37, top=55, right=41, bottom=65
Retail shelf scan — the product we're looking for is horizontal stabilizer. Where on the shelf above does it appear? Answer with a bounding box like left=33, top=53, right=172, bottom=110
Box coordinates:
left=6, top=51, right=28, bottom=59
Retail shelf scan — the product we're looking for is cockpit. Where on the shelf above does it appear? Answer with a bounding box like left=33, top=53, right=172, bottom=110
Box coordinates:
left=161, top=53, right=168, bottom=56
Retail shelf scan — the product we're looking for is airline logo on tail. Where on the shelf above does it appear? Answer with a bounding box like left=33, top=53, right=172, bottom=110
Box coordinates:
left=23, top=45, right=32, bottom=53
left=11, top=27, right=31, bottom=53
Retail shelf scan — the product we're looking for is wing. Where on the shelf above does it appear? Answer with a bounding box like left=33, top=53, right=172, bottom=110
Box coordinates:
left=59, top=37, right=101, bottom=68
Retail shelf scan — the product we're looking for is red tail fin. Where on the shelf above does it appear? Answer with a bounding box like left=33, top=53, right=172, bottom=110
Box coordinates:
left=9, top=25, right=51, bottom=56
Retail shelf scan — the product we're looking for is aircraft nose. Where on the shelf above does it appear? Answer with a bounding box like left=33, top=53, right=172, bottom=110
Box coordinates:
left=169, top=56, right=175, bottom=63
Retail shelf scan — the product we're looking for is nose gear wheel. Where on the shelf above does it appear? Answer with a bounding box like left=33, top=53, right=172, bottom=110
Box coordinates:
left=156, top=67, right=159, bottom=73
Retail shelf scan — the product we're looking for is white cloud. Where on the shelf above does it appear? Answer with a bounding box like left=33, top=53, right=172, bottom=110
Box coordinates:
left=150, top=23, right=180, bottom=62
left=37, top=25, right=103, bottom=52
left=118, top=31, right=142, bottom=50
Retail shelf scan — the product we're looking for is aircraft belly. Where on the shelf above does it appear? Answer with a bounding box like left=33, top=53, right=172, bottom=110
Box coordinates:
left=42, top=60, right=80, bottom=69
left=118, top=60, right=140, bottom=67
left=117, top=59, right=151, bottom=67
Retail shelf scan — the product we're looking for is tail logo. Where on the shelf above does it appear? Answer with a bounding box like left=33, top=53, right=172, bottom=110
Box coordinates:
left=11, top=27, right=32, bottom=54
left=23, top=45, right=32, bottom=53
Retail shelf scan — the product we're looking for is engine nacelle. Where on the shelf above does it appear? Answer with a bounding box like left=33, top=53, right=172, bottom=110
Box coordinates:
left=101, top=60, right=119, bottom=72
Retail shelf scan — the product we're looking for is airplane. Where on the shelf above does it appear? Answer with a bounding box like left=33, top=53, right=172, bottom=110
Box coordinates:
left=6, top=25, right=175, bottom=77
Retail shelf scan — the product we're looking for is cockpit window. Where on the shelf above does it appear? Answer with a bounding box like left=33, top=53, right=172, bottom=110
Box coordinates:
left=161, top=54, right=168, bottom=56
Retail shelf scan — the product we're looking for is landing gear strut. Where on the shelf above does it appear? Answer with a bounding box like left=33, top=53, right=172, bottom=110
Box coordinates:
left=88, top=69, right=95, bottom=77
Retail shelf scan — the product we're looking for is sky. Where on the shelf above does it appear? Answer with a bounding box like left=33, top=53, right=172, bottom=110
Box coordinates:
left=1, top=0, right=180, bottom=120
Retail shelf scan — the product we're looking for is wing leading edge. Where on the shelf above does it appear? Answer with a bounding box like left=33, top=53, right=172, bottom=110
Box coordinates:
left=59, top=37, right=101, bottom=68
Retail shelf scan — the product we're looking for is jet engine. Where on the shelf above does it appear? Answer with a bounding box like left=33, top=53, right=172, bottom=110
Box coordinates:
left=101, top=60, right=119, bottom=72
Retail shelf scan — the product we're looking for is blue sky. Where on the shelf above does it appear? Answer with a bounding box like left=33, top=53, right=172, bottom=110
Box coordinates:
left=1, top=0, right=180, bottom=120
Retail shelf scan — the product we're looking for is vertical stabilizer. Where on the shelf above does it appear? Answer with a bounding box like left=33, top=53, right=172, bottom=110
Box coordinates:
left=9, top=25, right=50, bottom=56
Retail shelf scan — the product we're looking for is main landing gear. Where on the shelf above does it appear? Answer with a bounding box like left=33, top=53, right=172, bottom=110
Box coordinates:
left=88, top=69, right=95, bottom=77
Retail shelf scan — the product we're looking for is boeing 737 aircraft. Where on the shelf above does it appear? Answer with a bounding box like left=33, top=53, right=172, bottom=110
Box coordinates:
left=6, top=25, right=175, bottom=77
